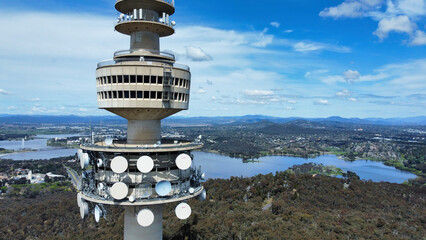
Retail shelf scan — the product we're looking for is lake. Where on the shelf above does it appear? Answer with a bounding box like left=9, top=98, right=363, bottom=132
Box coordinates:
left=192, top=151, right=417, bottom=184
left=0, top=139, right=417, bottom=183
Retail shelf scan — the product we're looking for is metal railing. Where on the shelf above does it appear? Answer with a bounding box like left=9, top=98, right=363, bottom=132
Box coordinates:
left=97, top=58, right=190, bottom=71
left=114, top=49, right=175, bottom=59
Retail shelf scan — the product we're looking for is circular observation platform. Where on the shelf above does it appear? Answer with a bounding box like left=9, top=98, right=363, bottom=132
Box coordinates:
left=115, top=0, right=175, bottom=15
left=81, top=140, right=202, bottom=153
left=115, top=21, right=174, bottom=36
left=80, top=186, right=204, bottom=206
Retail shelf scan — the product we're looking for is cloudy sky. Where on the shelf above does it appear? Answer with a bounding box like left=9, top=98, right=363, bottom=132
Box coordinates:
left=0, top=0, right=425, bottom=118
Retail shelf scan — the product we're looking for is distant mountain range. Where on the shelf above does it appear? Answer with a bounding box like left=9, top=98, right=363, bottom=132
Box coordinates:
left=0, top=114, right=425, bottom=126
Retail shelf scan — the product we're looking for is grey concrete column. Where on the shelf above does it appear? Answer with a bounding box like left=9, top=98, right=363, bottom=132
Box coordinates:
left=127, top=120, right=161, bottom=144
left=131, top=31, right=160, bottom=51
left=124, top=205, right=163, bottom=240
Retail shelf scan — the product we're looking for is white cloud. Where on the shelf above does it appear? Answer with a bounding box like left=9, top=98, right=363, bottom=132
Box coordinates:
left=270, top=22, right=280, bottom=28
left=344, top=70, right=361, bottom=82
left=185, top=46, right=213, bottom=61
left=0, top=89, right=11, bottom=95
left=243, top=90, right=274, bottom=97
left=320, top=0, right=426, bottom=44
left=320, top=75, right=346, bottom=84
left=7, top=106, right=16, bottom=110
left=195, top=88, right=206, bottom=94
left=348, top=97, right=358, bottom=102
left=374, top=15, right=415, bottom=39
left=293, top=41, right=351, bottom=53
left=285, top=106, right=295, bottom=110
left=410, top=30, right=426, bottom=46
left=288, top=100, right=297, bottom=104
left=336, top=89, right=352, bottom=97
left=211, top=96, right=216, bottom=101
left=314, top=99, right=330, bottom=105
left=29, top=97, right=41, bottom=102
left=319, top=0, right=383, bottom=18
left=284, top=30, right=294, bottom=33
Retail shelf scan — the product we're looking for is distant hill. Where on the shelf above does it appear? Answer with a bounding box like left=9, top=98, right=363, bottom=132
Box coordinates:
left=0, top=114, right=425, bottom=126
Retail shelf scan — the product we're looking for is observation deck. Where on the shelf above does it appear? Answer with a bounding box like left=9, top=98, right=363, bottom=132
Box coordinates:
left=115, top=0, right=175, bottom=15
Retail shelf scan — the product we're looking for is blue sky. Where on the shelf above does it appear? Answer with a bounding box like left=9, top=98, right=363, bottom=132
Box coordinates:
left=0, top=0, right=425, bottom=118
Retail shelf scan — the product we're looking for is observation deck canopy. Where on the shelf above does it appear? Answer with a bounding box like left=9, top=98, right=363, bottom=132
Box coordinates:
left=115, top=0, right=175, bottom=15
left=81, top=140, right=203, bottom=153
left=115, top=20, right=174, bottom=36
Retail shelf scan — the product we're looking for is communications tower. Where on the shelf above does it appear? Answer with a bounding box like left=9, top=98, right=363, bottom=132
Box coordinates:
left=76, top=1, right=206, bottom=239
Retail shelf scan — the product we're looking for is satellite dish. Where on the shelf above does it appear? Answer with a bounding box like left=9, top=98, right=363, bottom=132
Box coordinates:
left=175, top=203, right=191, bottom=220
left=188, top=187, right=195, bottom=194
left=97, top=159, right=104, bottom=168
left=110, top=182, right=129, bottom=200
left=94, top=205, right=102, bottom=223
left=137, top=183, right=152, bottom=198
left=137, top=156, right=154, bottom=173
left=97, top=182, right=105, bottom=192
left=201, top=173, right=206, bottom=180
left=155, top=180, right=172, bottom=197
left=171, top=21, right=176, bottom=26
left=80, top=202, right=89, bottom=219
left=176, top=153, right=192, bottom=170
left=77, top=149, right=83, bottom=159
left=128, top=195, right=135, bottom=203
left=159, top=18, right=164, bottom=23
left=198, top=189, right=206, bottom=201
left=80, top=153, right=90, bottom=169
left=137, top=209, right=155, bottom=227
left=105, top=137, right=113, bottom=146
left=77, top=193, right=83, bottom=207
left=110, top=156, right=128, bottom=174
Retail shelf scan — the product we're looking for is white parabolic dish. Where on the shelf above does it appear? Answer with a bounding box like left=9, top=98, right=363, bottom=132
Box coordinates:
left=111, top=156, right=128, bottom=174
left=77, top=192, right=83, bottom=207
left=176, top=153, right=192, bottom=170
left=80, top=153, right=90, bottom=169
left=175, top=202, right=191, bottom=220
left=137, top=156, right=154, bottom=173
left=155, top=180, right=172, bottom=196
left=137, top=209, right=155, bottom=227
left=80, top=202, right=89, bottom=219
left=94, top=205, right=102, bottom=223
left=110, top=182, right=129, bottom=200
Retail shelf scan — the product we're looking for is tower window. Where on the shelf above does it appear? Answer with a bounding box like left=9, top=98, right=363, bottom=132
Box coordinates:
left=157, top=76, right=163, bottom=84
left=124, top=91, right=130, bottom=98
left=130, top=75, right=136, bottom=83
left=150, top=91, right=156, bottom=99
left=137, top=91, right=143, bottom=98
left=118, top=91, right=123, bottom=98
left=157, top=91, right=162, bottom=99
left=130, top=91, right=136, bottom=98
left=179, top=79, right=183, bottom=87
left=144, top=76, right=150, bottom=83
left=108, top=91, right=112, bottom=99
left=112, top=76, right=117, bottom=84
left=174, top=92, right=178, bottom=100
left=107, top=76, right=111, bottom=84
left=124, top=75, right=129, bottom=83
left=113, top=91, right=117, bottom=98
left=144, top=91, right=149, bottom=99
left=150, top=76, right=156, bottom=84
left=137, top=75, right=143, bottom=83
left=118, top=75, right=123, bottom=83
left=174, top=78, right=178, bottom=86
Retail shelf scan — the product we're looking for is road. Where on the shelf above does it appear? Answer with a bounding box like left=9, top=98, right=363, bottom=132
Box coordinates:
left=64, top=165, right=81, bottom=190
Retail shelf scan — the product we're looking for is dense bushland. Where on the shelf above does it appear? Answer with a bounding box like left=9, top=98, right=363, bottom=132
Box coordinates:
left=0, top=172, right=424, bottom=240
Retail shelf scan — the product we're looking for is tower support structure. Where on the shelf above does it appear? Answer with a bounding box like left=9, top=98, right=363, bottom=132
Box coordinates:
left=76, top=1, right=206, bottom=239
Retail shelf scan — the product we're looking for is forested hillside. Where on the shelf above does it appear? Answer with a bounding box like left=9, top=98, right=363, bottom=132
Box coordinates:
left=0, top=172, right=424, bottom=239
